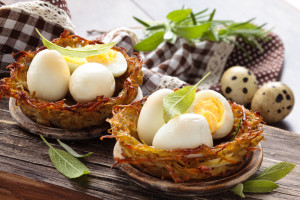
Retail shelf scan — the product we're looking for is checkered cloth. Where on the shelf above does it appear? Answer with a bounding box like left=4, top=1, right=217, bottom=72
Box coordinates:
left=100, top=28, right=284, bottom=96
left=0, top=0, right=74, bottom=77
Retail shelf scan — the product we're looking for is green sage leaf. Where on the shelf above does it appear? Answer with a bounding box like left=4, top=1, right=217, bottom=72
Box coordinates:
left=163, top=73, right=210, bottom=123
left=231, top=183, right=245, bottom=198
left=36, top=29, right=116, bottom=58
left=167, top=9, right=192, bottom=22
left=57, top=139, right=93, bottom=158
left=134, top=31, right=165, bottom=51
left=243, top=180, right=278, bottom=193
left=252, top=162, right=296, bottom=182
left=174, top=22, right=212, bottom=39
left=40, top=136, right=90, bottom=178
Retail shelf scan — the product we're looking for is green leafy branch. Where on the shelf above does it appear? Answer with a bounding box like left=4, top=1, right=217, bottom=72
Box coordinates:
left=231, top=162, right=296, bottom=198
left=133, top=8, right=271, bottom=56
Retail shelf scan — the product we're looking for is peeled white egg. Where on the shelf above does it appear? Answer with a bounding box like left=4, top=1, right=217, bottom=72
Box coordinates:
left=86, top=50, right=127, bottom=77
left=188, top=90, right=234, bottom=139
left=69, top=63, right=115, bottom=103
left=27, top=49, right=70, bottom=101
left=137, top=89, right=174, bottom=145
left=152, top=113, right=213, bottom=150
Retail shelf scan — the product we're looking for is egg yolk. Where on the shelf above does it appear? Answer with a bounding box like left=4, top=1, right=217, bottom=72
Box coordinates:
left=86, top=49, right=117, bottom=65
left=193, top=97, right=224, bottom=134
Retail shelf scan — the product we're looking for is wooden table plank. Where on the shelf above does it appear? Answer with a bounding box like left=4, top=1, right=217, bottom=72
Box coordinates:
left=0, top=98, right=299, bottom=200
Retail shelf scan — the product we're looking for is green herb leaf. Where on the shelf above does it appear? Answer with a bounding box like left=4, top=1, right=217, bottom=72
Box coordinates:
left=174, top=22, right=212, bottom=39
left=40, top=136, right=90, bottom=178
left=134, top=31, right=165, bottom=51
left=36, top=29, right=116, bottom=58
left=57, top=139, right=93, bottom=158
left=133, top=16, right=150, bottom=27
left=167, top=9, right=192, bottom=22
left=231, top=183, right=245, bottom=198
left=252, top=162, right=296, bottom=182
left=243, top=180, right=279, bottom=193
left=163, top=73, right=210, bottom=123
left=231, top=119, right=242, bottom=141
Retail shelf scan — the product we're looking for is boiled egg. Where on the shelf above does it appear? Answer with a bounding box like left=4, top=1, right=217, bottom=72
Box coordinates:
left=188, top=90, right=234, bottom=139
left=27, top=49, right=70, bottom=101
left=69, top=63, right=115, bottom=103
left=86, top=49, right=127, bottom=77
left=152, top=113, right=213, bottom=150
left=137, top=89, right=174, bottom=145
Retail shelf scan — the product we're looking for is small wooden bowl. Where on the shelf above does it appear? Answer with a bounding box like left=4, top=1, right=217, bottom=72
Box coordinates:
left=113, top=141, right=263, bottom=196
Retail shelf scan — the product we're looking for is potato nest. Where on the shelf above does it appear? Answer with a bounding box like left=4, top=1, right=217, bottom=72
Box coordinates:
left=0, top=30, right=143, bottom=129
left=107, top=98, right=264, bottom=183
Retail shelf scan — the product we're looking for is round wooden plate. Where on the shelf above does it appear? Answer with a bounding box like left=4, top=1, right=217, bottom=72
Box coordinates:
left=113, top=142, right=263, bottom=196
left=8, top=87, right=143, bottom=140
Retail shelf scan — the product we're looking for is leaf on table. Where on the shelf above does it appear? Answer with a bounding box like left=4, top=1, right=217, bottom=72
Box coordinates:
left=49, top=148, right=90, bottom=178
left=167, top=9, right=192, bottom=22
left=163, top=73, right=210, bottom=123
left=40, top=136, right=90, bottom=179
left=57, top=139, right=93, bottom=158
left=243, top=180, right=279, bottom=193
left=231, top=183, right=245, bottom=198
left=36, top=29, right=116, bottom=58
left=174, top=22, right=212, bottom=39
left=251, top=162, right=296, bottom=182
left=134, top=31, right=165, bottom=51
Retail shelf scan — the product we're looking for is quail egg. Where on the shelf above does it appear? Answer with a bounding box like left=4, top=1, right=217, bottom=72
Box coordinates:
left=221, top=66, right=258, bottom=105
left=251, top=82, right=294, bottom=123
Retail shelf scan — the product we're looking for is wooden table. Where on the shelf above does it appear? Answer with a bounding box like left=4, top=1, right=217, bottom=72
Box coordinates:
left=1, top=0, right=300, bottom=199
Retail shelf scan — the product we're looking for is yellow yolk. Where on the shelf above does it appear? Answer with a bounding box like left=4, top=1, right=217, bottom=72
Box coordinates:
left=63, top=56, right=87, bottom=73
left=193, top=97, right=224, bottom=135
left=86, top=49, right=117, bottom=65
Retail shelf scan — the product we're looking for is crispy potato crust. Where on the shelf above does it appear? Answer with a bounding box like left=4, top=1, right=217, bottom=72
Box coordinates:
left=106, top=99, right=264, bottom=183
left=0, top=30, right=143, bottom=129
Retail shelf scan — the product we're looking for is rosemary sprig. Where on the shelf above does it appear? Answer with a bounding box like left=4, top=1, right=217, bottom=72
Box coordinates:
left=133, top=8, right=270, bottom=55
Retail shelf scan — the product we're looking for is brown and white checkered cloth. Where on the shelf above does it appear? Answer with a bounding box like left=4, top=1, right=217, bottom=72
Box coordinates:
left=0, top=0, right=74, bottom=77
left=101, top=29, right=284, bottom=96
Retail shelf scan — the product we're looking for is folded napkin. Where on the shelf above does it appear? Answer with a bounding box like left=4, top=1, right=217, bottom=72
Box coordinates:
left=0, top=0, right=74, bottom=76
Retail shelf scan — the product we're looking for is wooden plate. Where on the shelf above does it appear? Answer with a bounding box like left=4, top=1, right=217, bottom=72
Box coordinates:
left=113, top=142, right=263, bottom=196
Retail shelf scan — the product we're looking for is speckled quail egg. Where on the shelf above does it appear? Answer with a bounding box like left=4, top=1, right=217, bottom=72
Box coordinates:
left=251, top=82, right=294, bottom=124
left=221, top=66, right=258, bottom=105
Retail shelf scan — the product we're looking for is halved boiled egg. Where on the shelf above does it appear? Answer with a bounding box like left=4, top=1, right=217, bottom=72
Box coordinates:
left=152, top=113, right=213, bottom=150
left=137, top=89, right=174, bottom=145
left=64, top=56, right=87, bottom=74
left=188, top=90, right=234, bottom=139
left=86, top=49, right=127, bottom=77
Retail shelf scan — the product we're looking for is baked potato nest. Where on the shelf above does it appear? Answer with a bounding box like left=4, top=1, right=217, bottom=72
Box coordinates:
left=0, top=30, right=143, bottom=129
left=106, top=98, right=264, bottom=183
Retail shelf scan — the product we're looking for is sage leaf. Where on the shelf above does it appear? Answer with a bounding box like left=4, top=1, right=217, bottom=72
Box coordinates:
left=231, top=183, right=245, bottom=198
left=40, top=136, right=90, bottom=178
left=36, top=29, right=116, bottom=58
left=163, top=73, right=210, bottom=123
left=174, top=22, right=212, bottom=39
left=134, top=31, right=165, bottom=51
left=57, top=139, right=93, bottom=158
left=167, top=9, right=192, bottom=22
left=252, top=162, right=296, bottom=182
left=243, top=180, right=279, bottom=193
